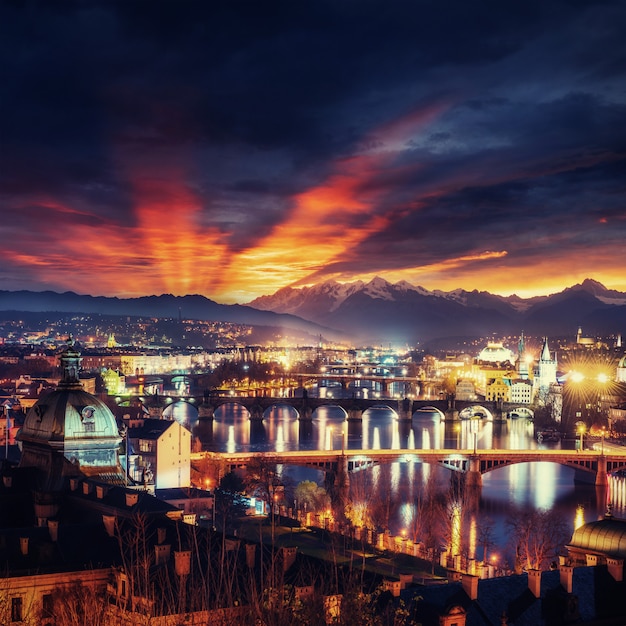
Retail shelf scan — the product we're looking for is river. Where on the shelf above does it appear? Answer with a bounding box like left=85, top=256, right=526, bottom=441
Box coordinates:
left=166, top=400, right=626, bottom=570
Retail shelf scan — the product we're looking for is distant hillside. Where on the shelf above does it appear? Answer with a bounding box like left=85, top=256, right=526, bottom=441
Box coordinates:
left=0, top=290, right=342, bottom=342
left=247, top=277, right=626, bottom=344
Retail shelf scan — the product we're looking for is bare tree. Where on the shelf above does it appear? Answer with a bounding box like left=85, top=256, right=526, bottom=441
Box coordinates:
left=506, top=507, right=569, bottom=572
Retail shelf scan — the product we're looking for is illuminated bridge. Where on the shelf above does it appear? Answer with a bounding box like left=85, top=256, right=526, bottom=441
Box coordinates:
left=192, top=448, right=626, bottom=489
left=143, top=393, right=533, bottom=422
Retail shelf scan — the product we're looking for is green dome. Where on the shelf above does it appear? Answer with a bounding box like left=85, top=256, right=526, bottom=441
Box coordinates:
left=18, top=338, right=123, bottom=486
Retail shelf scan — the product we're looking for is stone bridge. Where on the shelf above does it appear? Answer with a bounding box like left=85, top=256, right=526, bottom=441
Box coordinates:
left=143, top=392, right=531, bottom=422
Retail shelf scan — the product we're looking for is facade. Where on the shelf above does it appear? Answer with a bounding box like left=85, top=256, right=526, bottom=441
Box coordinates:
left=509, top=379, right=533, bottom=404
left=485, top=377, right=510, bottom=402
left=126, top=418, right=191, bottom=490
left=455, top=379, right=477, bottom=401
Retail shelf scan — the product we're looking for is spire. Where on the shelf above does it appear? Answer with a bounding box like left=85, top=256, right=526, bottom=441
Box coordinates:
left=540, top=337, right=551, bottom=361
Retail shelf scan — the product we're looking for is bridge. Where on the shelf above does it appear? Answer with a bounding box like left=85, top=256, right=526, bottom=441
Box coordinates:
left=143, top=393, right=530, bottom=422
left=192, top=448, right=626, bottom=488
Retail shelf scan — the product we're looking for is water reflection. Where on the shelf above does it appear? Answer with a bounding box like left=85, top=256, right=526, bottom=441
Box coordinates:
left=184, top=402, right=625, bottom=566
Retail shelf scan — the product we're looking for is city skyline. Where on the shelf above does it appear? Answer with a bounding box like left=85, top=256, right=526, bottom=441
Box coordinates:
left=2, top=1, right=626, bottom=304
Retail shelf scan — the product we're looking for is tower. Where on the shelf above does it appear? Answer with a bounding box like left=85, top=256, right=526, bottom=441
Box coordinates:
left=533, top=337, right=557, bottom=403
left=516, top=331, right=529, bottom=380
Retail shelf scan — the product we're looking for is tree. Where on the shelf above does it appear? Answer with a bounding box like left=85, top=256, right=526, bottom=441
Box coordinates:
left=506, top=507, right=569, bottom=572
left=295, top=480, right=330, bottom=514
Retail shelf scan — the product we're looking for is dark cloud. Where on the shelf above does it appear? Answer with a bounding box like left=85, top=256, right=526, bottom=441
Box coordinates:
left=1, top=0, right=625, bottom=299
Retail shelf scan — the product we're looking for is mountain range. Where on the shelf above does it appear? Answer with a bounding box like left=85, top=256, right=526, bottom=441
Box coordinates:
left=247, top=277, right=626, bottom=345
left=0, top=278, right=624, bottom=346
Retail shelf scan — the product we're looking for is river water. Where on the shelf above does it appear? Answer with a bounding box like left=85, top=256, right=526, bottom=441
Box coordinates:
left=167, top=400, right=626, bottom=569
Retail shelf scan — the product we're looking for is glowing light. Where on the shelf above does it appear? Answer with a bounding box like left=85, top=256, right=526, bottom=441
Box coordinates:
left=570, top=371, right=585, bottom=383
left=574, top=505, right=585, bottom=531
left=450, top=503, right=461, bottom=556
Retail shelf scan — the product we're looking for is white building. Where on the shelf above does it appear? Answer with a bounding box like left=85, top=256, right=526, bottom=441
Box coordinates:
left=126, top=418, right=191, bottom=490
left=510, top=379, right=533, bottom=405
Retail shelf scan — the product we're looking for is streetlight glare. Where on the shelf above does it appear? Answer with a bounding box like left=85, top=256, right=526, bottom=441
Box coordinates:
left=570, top=371, right=585, bottom=383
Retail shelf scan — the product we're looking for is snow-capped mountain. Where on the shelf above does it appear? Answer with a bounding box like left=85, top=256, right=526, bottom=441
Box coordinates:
left=247, top=277, right=626, bottom=344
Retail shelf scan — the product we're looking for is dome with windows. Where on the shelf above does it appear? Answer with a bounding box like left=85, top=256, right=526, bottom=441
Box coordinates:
left=18, top=338, right=124, bottom=488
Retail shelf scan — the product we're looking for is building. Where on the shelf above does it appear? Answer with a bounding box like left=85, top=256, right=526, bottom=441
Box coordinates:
left=617, top=354, right=626, bottom=383
left=0, top=338, right=264, bottom=625
left=533, top=337, right=558, bottom=403
left=485, top=377, right=510, bottom=402
left=17, top=338, right=125, bottom=491
left=126, top=417, right=191, bottom=490
left=509, top=379, right=533, bottom=405
left=476, top=342, right=515, bottom=365
left=565, top=510, right=626, bottom=580
left=455, top=379, right=477, bottom=401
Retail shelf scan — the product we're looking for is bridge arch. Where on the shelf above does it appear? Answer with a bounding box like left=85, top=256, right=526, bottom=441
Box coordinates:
left=363, top=404, right=399, bottom=419
left=506, top=406, right=534, bottom=420
left=162, top=399, right=199, bottom=425
left=459, top=405, right=494, bottom=420
left=413, top=406, right=445, bottom=420
left=309, top=404, right=349, bottom=420
left=262, top=403, right=300, bottom=420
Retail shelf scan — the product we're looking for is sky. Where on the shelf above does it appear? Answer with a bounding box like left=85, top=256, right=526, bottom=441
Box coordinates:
left=1, top=0, right=625, bottom=304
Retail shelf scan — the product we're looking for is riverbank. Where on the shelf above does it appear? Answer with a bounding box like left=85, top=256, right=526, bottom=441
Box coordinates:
left=234, top=515, right=449, bottom=584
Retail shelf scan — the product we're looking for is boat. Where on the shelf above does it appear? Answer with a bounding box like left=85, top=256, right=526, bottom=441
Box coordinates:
left=536, top=428, right=561, bottom=442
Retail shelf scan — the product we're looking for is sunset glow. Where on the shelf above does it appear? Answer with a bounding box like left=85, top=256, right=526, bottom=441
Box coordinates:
left=1, top=2, right=625, bottom=303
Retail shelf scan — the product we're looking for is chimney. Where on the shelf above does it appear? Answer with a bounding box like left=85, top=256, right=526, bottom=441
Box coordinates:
left=96, top=485, right=106, bottom=499
left=462, top=574, right=479, bottom=600
left=559, top=564, right=574, bottom=593
left=246, top=543, right=256, bottom=568
left=102, top=515, right=116, bottom=537
left=281, top=546, right=297, bottom=572
left=174, top=550, right=191, bottom=577
left=125, top=492, right=139, bottom=507
left=154, top=543, right=171, bottom=565
left=2, top=475, right=12, bottom=488
left=527, top=569, right=542, bottom=598
left=48, top=519, right=59, bottom=542
left=607, top=557, right=624, bottom=582
left=157, top=527, right=166, bottom=544
left=20, top=537, right=29, bottom=556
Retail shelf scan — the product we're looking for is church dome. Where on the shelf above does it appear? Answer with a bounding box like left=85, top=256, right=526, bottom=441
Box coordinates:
left=18, top=338, right=123, bottom=485
left=568, top=516, right=626, bottom=559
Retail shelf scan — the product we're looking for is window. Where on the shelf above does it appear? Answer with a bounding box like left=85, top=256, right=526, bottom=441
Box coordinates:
left=11, top=596, right=22, bottom=622
left=42, top=594, right=53, bottom=618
